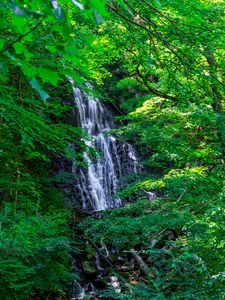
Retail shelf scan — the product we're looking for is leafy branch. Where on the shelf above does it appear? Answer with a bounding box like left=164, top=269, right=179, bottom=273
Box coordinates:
left=0, top=17, right=45, bottom=56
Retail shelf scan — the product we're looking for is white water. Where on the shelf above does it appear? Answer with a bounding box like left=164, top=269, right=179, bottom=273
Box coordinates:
left=72, top=85, right=137, bottom=211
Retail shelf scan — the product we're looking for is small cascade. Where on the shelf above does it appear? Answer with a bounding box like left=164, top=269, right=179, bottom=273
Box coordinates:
left=72, top=85, right=138, bottom=211
left=70, top=281, right=85, bottom=300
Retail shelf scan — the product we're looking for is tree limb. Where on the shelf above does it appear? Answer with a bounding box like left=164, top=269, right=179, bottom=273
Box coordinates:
left=0, top=17, right=45, bottom=56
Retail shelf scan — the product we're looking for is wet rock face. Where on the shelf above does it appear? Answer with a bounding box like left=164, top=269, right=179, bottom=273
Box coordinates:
left=69, top=241, right=122, bottom=299
left=53, top=83, right=144, bottom=212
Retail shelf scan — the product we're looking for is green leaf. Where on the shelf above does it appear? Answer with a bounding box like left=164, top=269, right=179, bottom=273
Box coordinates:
left=29, top=79, right=50, bottom=102
left=0, top=38, right=5, bottom=50
left=38, top=68, right=60, bottom=86
left=22, top=63, right=37, bottom=78
left=90, top=0, right=109, bottom=18
left=24, top=51, right=34, bottom=60
left=13, top=42, right=25, bottom=54
left=11, top=16, right=28, bottom=34
left=47, top=45, right=57, bottom=53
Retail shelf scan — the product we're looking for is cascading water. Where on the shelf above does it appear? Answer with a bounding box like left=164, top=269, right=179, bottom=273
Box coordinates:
left=69, top=84, right=139, bottom=299
left=72, top=85, right=138, bottom=212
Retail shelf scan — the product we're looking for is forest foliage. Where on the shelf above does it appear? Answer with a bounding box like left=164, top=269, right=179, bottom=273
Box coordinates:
left=80, top=0, right=225, bottom=298
left=0, top=0, right=224, bottom=299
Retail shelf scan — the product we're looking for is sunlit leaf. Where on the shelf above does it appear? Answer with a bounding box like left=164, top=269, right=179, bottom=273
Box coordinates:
left=13, top=42, right=25, bottom=54
left=38, top=68, right=60, bottom=86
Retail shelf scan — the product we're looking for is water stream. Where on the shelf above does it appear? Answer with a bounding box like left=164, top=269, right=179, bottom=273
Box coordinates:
left=72, top=85, right=138, bottom=211
left=69, top=84, right=139, bottom=299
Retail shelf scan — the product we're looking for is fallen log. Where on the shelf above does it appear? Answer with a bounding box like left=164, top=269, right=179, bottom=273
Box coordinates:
left=130, top=248, right=156, bottom=279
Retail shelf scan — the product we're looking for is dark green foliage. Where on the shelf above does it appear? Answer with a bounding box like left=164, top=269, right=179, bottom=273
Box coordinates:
left=0, top=1, right=100, bottom=298
left=0, top=76, right=79, bottom=298
left=0, top=205, right=74, bottom=300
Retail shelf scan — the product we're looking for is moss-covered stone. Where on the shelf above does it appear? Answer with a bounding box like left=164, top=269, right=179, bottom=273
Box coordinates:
left=82, top=261, right=97, bottom=274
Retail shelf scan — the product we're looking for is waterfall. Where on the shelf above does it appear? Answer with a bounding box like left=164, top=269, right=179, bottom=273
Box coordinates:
left=72, top=85, right=138, bottom=212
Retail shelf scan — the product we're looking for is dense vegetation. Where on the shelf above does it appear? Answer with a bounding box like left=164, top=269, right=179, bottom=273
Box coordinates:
left=0, top=0, right=224, bottom=299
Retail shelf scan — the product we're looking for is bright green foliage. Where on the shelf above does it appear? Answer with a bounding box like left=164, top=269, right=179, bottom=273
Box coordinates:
left=78, top=0, right=225, bottom=298
left=118, top=98, right=223, bottom=168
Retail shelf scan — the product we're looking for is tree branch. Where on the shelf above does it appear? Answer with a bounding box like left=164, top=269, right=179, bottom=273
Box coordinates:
left=0, top=17, right=45, bottom=56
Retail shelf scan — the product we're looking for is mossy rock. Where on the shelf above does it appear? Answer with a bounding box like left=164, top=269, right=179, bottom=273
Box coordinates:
left=86, top=244, right=96, bottom=259
left=82, top=261, right=97, bottom=274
